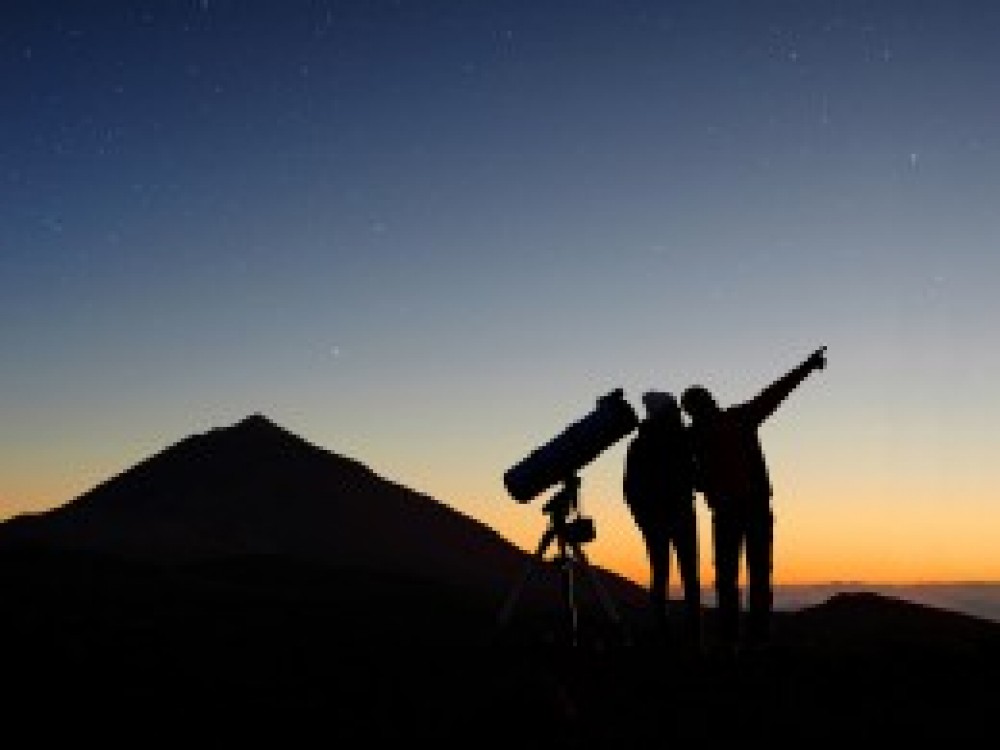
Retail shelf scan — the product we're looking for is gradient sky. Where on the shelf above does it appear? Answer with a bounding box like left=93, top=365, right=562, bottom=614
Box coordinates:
left=3, top=1, right=999, bottom=588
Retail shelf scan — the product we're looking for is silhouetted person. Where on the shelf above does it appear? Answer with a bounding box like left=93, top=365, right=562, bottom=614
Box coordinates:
left=623, top=391, right=701, bottom=647
left=681, top=347, right=826, bottom=652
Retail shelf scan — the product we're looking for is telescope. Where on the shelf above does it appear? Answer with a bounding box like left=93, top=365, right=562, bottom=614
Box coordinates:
left=496, top=389, right=638, bottom=647
left=503, top=388, right=639, bottom=504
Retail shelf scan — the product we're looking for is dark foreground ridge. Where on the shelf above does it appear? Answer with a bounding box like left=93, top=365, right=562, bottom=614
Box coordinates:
left=1, top=547, right=999, bottom=745
left=1, top=415, right=998, bottom=744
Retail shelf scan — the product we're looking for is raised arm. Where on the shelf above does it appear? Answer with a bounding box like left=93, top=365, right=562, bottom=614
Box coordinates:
left=745, top=347, right=826, bottom=425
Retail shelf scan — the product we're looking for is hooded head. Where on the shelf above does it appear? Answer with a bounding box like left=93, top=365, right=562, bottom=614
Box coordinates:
left=680, top=385, right=718, bottom=419
left=642, top=390, right=679, bottom=419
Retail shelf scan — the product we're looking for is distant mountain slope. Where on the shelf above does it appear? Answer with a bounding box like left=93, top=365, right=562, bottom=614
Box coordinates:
left=774, top=582, right=1000, bottom=624
left=0, top=413, right=646, bottom=618
left=779, top=590, right=1000, bottom=659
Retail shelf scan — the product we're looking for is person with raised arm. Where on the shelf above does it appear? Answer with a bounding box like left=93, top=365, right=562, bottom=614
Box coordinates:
left=681, top=347, right=827, bottom=653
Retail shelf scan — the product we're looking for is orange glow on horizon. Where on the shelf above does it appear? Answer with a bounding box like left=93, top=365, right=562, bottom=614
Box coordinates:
left=4, top=447, right=999, bottom=588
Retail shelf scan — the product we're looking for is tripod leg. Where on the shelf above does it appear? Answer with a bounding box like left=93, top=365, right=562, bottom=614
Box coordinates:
left=494, top=528, right=555, bottom=635
left=572, top=543, right=631, bottom=645
left=561, top=541, right=581, bottom=647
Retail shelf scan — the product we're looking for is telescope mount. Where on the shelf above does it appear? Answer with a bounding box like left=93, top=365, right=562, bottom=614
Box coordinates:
left=494, top=476, right=629, bottom=648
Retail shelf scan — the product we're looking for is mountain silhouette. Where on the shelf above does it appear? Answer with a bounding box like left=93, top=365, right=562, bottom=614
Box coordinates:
left=1, top=415, right=998, bottom=744
left=0, top=413, right=645, bottom=638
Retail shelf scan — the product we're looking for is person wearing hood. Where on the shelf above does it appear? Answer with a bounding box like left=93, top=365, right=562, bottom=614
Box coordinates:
left=623, top=390, right=701, bottom=648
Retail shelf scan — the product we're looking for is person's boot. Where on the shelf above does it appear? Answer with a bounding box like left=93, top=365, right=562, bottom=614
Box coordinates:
left=683, top=606, right=703, bottom=656
left=744, top=610, right=771, bottom=654
left=714, top=605, right=740, bottom=660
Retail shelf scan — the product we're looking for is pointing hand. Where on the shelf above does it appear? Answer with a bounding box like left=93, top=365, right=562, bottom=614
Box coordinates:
left=809, top=346, right=827, bottom=370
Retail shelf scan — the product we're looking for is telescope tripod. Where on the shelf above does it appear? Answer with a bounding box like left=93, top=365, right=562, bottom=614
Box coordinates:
left=494, top=479, right=629, bottom=647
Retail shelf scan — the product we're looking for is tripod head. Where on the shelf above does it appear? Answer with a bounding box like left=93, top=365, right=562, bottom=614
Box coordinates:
left=542, top=475, right=580, bottom=518
left=542, top=476, right=595, bottom=546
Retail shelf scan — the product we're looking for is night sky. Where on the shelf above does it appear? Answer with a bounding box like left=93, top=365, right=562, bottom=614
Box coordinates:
left=3, top=1, right=999, bottom=587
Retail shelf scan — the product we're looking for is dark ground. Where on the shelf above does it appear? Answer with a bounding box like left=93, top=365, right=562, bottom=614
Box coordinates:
left=2, top=548, right=998, bottom=746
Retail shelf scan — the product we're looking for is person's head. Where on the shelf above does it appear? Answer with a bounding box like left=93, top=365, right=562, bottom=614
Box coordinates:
left=642, top=390, right=680, bottom=421
left=680, top=385, right=718, bottom=419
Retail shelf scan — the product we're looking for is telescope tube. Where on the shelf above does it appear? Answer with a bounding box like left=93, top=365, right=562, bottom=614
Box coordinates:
left=503, top=388, right=639, bottom=503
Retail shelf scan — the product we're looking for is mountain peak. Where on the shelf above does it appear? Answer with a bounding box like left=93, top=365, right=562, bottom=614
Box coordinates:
left=216, top=412, right=293, bottom=440
left=234, top=412, right=282, bottom=431
left=198, top=412, right=314, bottom=455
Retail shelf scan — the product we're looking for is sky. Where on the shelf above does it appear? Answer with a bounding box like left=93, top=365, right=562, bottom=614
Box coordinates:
left=2, top=1, right=999, bottom=592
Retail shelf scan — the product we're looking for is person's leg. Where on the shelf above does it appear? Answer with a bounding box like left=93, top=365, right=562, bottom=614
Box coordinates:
left=745, top=507, right=775, bottom=647
left=630, top=500, right=670, bottom=639
left=673, top=506, right=702, bottom=647
left=712, top=510, right=741, bottom=651
left=643, top=525, right=670, bottom=634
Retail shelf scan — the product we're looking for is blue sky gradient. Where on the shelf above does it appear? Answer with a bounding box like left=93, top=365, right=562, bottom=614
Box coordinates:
left=3, top=1, right=999, bottom=589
